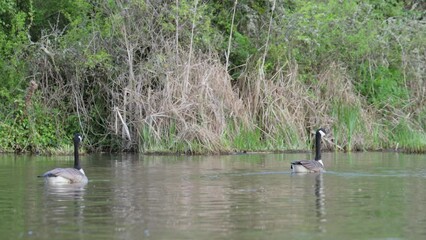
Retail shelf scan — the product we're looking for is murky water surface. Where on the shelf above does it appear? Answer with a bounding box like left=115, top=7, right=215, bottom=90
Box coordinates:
left=1, top=152, right=426, bottom=239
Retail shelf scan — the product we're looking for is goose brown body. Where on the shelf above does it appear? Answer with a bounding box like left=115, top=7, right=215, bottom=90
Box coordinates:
left=41, top=168, right=88, bottom=184
left=39, top=133, right=88, bottom=184
left=291, top=128, right=326, bottom=173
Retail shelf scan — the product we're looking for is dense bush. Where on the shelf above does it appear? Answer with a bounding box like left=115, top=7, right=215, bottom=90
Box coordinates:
left=1, top=0, right=425, bottom=153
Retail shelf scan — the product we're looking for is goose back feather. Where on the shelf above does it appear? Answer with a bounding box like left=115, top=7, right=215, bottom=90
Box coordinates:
left=291, top=128, right=326, bottom=173
left=39, top=133, right=88, bottom=184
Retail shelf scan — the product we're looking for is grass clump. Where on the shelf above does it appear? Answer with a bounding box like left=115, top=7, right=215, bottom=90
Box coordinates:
left=230, top=125, right=264, bottom=152
left=332, top=103, right=361, bottom=152
left=390, top=120, right=426, bottom=153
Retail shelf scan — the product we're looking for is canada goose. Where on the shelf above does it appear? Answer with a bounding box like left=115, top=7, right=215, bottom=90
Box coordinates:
left=39, top=133, right=88, bottom=184
left=291, top=128, right=326, bottom=173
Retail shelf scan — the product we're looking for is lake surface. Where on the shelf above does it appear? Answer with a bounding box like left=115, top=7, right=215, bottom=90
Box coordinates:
left=1, top=152, right=426, bottom=239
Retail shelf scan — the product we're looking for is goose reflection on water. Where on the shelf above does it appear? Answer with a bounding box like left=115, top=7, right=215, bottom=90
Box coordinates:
left=290, top=172, right=327, bottom=233
left=314, top=173, right=326, bottom=233
left=42, top=183, right=87, bottom=232
left=44, top=182, right=87, bottom=199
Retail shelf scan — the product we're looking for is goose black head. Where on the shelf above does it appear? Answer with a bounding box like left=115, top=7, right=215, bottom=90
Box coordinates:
left=316, top=128, right=326, bottom=137
left=74, top=133, right=83, bottom=144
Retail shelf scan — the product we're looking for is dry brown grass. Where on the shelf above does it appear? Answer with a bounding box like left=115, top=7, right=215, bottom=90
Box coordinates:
left=113, top=44, right=249, bottom=153
left=25, top=1, right=425, bottom=153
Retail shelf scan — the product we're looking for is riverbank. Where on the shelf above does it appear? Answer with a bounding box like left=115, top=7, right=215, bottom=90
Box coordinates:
left=1, top=143, right=425, bottom=156
left=1, top=1, right=425, bottom=154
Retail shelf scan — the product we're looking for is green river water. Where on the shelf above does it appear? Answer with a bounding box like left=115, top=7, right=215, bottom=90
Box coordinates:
left=0, top=152, right=425, bottom=239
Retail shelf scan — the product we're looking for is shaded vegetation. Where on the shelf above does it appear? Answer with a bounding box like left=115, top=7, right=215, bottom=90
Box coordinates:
left=0, top=0, right=425, bottom=154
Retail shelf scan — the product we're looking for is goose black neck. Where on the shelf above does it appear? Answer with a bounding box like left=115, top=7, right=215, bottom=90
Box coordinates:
left=74, top=140, right=81, bottom=170
left=315, top=131, right=322, bottom=161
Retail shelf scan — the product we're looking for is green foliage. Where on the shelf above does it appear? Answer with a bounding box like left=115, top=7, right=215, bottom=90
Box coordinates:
left=140, top=121, right=191, bottom=154
left=273, top=127, right=305, bottom=151
left=228, top=31, right=256, bottom=78
left=230, top=124, right=265, bottom=151
left=0, top=100, right=72, bottom=153
left=369, top=0, right=405, bottom=18
left=30, top=0, right=74, bottom=40
left=390, top=120, right=426, bottom=153
left=332, top=103, right=361, bottom=151
left=418, top=108, right=426, bottom=131
left=86, top=50, right=113, bottom=70
left=358, top=65, right=409, bottom=108
left=162, top=0, right=223, bottom=50
left=0, top=0, right=32, bottom=102
left=209, top=0, right=262, bottom=78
